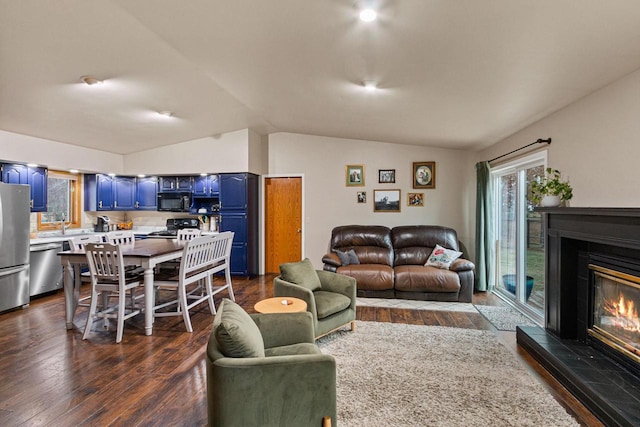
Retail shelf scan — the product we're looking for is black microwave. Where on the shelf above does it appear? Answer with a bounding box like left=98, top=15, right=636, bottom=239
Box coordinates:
left=157, top=192, right=191, bottom=212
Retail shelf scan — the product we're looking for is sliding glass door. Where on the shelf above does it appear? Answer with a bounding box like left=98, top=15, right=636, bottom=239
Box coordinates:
left=493, top=153, right=546, bottom=324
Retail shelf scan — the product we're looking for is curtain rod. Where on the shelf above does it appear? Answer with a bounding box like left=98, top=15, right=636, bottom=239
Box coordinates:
left=488, top=138, right=552, bottom=163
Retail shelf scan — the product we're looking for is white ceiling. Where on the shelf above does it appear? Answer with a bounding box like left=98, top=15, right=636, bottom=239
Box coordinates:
left=2, top=0, right=640, bottom=155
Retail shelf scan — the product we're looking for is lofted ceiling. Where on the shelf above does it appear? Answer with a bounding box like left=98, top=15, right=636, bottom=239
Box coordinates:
left=2, top=0, right=640, bottom=155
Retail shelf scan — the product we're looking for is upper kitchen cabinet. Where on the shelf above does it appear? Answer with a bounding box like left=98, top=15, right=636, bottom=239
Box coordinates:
left=158, top=176, right=193, bottom=192
left=1, top=163, right=48, bottom=212
left=220, top=173, right=249, bottom=211
left=113, top=176, right=136, bottom=210
left=135, top=176, right=157, bottom=210
left=193, top=174, right=219, bottom=198
left=84, top=174, right=115, bottom=211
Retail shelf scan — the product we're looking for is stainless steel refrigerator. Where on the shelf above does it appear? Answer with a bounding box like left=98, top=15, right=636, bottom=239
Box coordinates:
left=0, top=182, right=30, bottom=312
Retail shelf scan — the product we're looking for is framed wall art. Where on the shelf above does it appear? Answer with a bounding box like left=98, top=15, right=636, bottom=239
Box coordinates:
left=378, top=169, right=396, bottom=183
left=413, top=161, right=435, bottom=189
left=407, top=192, right=424, bottom=206
left=357, top=191, right=367, bottom=203
left=346, top=164, right=365, bottom=186
left=373, top=189, right=401, bottom=212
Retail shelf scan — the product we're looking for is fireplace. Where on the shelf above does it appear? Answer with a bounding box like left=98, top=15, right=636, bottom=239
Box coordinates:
left=516, top=208, right=640, bottom=427
left=589, top=260, right=640, bottom=375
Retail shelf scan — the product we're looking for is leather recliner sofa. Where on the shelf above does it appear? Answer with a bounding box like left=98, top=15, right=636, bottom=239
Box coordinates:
left=322, top=225, right=475, bottom=302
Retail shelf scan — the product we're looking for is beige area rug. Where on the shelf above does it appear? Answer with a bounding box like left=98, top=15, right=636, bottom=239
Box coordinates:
left=474, top=305, right=538, bottom=331
left=356, top=297, right=477, bottom=313
left=317, top=321, right=579, bottom=427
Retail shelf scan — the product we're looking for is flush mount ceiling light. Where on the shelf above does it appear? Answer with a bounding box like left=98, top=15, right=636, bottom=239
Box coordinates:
left=359, top=8, right=377, bottom=22
left=80, top=75, right=103, bottom=86
left=158, top=111, right=173, bottom=118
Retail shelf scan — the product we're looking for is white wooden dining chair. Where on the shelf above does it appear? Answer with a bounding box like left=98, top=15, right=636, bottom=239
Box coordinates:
left=105, top=230, right=144, bottom=276
left=83, top=242, right=143, bottom=343
left=68, top=234, right=104, bottom=308
left=153, top=232, right=235, bottom=332
left=177, top=228, right=202, bottom=241
left=105, top=230, right=135, bottom=245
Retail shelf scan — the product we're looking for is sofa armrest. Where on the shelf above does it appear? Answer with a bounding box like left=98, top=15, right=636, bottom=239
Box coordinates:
left=450, top=258, right=475, bottom=273
left=322, top=252, right=341, bottom=272
left=250, top=312, right=315, bottom=348
left=316, top=270, right=357, bottom=309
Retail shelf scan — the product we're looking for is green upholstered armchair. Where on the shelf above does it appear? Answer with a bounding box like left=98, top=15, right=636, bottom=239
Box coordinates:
left=274, top=258, right=357, bottom=339
left=206, top=299, right=336, bottom=427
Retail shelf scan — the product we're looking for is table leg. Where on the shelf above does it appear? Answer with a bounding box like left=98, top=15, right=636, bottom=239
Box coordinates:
left=144, top=266, right=154, bottom=336
left=63, top=259, right=77, bottom=330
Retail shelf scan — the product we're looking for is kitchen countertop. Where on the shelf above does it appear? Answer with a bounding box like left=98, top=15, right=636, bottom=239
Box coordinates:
left=30, top=228, right=217, bottom=245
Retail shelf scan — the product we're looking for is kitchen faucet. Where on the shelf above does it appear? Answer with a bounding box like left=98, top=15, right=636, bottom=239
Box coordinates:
left=60, top=213, right=71, bottom=235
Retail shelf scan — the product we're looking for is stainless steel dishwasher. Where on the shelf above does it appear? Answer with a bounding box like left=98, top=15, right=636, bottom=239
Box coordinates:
left=29, top=242, right=64, bottom=296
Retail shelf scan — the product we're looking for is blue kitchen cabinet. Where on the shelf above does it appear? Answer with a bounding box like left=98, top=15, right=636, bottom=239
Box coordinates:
left=85, top=174, right=114, bottom=211
left=219, top=173, right=247, bottom=210
left=193, top=174, right=219, bottom=197
left=219, top=173, right=258, bottom=276
left=85, top=174, right=140, bottom=211
left=135, top=176, right=157, bottom=210
left=1, top=163, right=48, bottom=212
left=158, top=176, right=193, bottom=192
left=113, top=176, right=136, bottom=210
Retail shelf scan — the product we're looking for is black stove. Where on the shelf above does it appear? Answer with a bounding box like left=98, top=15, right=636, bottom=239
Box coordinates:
left=147, top=218, right=199, bottom=238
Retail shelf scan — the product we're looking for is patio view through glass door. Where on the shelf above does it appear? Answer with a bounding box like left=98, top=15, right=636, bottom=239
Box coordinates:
left=493, top=154, right=546, bottom=324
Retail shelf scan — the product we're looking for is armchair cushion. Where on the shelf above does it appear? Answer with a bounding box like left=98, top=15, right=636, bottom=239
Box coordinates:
left=313, top=290, right=352, bottom=319
left=279, top=258, right=322, bottom=291
left=213, top=299, right=265, bottom=358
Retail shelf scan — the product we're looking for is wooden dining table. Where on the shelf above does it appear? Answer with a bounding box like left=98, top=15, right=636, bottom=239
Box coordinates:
left=58, top=238, right=188, bottom=335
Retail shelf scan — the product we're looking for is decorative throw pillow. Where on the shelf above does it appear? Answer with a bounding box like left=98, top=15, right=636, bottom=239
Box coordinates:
left=335, top=249, right=360, bottom=266
left=425, top=244, right=463, bottom=269
left=279, top=258, right=322, bottom=291
left=214, top=298, right=265, bottom=358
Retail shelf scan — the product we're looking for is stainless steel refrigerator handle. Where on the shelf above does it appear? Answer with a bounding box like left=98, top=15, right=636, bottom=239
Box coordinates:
left=30, top=243, right=63, bottom=252
left=0, top=265, right=29, bottom=278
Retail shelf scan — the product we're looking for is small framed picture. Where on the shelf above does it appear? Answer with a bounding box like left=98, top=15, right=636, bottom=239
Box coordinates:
left=357, top=191, right=367, bottom=203
left=346, top=164, right=365, bottom=186
left=407, top=192, right=424, bottom=206
left=413, top=161, right=435, bottom=189
left=378, top=169, right=396, bottom=183
left=373, top=189, right=401, bottom=212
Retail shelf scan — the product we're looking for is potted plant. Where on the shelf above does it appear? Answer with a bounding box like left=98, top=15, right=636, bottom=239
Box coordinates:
left=531, top=167, right=573, bottom=207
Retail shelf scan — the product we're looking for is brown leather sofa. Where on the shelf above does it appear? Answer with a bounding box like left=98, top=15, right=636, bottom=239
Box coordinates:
left=322, top=225, right=475, bottom=302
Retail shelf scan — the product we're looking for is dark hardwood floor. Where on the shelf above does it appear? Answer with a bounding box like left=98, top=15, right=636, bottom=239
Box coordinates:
left=0, top=274, right=603, bottom=426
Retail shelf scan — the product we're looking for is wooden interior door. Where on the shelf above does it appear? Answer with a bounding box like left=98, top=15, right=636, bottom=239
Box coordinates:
left=265, top=177, right=302, bottom=273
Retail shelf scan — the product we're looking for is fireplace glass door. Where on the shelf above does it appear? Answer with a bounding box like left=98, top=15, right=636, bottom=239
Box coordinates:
left=590, top=266, right=640, bottom=363
left=493, top=154, right=545, bottom=324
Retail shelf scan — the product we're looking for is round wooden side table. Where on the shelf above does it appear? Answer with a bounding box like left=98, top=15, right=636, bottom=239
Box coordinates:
left=254, top=297, right=307, bottom=314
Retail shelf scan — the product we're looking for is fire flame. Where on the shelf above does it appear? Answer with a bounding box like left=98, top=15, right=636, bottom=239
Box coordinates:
left=603, top=293, right=640, bottom=332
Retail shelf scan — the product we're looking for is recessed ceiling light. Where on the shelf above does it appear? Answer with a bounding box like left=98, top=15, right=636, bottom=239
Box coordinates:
left=27, top=163, right=38, bottom=167
left=359, top=8, right=377, bottom=22
left=137, top=174, right=146, bottom=178
left=80, top=75, right=103, bottom=86
left=363, top=81, right=378, bottom=91
left=108, top=173, right=116, bottom=177
left=69, top=169, right=79, bottom=174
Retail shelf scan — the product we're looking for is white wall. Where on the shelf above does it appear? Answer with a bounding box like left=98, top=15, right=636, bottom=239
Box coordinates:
left=469, top=67, right=640, bottom=261
left=268, top=132, right=474, bottom=268
left=477, top=68, right=640, bottom=207
left=123, top=129, right=252, bottom=175
left=0, top=130, right=122, bottom=173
